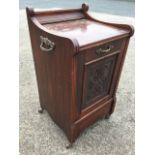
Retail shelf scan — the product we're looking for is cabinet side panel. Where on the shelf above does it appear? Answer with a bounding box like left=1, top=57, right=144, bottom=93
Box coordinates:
left=27, top=15, right=75, bottom=134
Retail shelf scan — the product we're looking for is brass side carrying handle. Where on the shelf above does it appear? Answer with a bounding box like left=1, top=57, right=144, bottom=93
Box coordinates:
left=40, top=36, right=55, bottom=52
left=96, top=45, right=114, bottom=55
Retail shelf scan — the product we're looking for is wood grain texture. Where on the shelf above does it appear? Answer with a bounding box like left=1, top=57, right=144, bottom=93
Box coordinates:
left=26, top=3, right=134, bottom=144
left=43, top=19, right=129, bottom=47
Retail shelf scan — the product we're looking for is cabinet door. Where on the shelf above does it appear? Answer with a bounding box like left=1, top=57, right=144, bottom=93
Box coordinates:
left=82, top=54, right=117, bottom=109
left=76, top=39, right=125, bottom=111
left=76, top=39, right=126, bottom=112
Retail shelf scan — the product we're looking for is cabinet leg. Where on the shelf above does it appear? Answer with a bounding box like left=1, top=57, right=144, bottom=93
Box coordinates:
left=38, top=108, right=44, bottom=114
left=105, top=114, right=111, bottom=119
left=109, top=96, right=117, bottom=115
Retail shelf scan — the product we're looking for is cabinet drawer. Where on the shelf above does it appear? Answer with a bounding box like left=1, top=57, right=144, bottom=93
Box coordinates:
left=84, top=39, right=124, bottom=62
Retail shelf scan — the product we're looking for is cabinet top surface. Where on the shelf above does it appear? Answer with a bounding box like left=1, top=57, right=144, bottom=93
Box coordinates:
left=43, top=19, right=129, bottom=46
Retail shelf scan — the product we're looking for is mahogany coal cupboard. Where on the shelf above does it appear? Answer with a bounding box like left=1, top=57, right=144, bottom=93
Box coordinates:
left=26, top=3, right=134, bottom=147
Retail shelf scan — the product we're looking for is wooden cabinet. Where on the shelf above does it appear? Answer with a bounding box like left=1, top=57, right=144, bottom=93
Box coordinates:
left=26, top=3, right=134, bottom=146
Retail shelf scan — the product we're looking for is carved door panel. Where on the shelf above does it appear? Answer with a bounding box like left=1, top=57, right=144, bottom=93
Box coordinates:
left=82, top=55, right=117, bottom=109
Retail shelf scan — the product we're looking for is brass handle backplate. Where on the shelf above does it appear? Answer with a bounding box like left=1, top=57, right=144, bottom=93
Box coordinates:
left=40, top=36, right=55, bottom=52
left=96, top=45, right=114, bottom=56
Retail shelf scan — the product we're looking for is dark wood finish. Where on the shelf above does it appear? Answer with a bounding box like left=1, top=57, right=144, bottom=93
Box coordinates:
left=26, top=3, right=134, bottom=145
left=84, top=39, right=124, bottom=62
left=43, top=19, right=129, bottom=47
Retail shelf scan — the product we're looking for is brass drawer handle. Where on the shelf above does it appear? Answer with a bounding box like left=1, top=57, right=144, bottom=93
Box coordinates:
left=40, top=36, right=55, bottom=52
left=96, top=45, right=113, bottom=55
